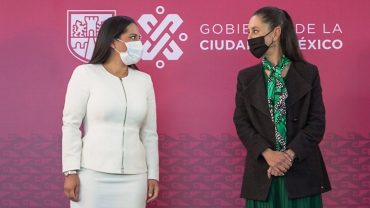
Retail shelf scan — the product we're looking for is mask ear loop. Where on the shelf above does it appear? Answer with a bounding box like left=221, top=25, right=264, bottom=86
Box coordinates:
left=266, top=27, right=279, bottom=47
left=113, top=47, right=121, bottom=54
left=113, top=39, right=126, bottom=54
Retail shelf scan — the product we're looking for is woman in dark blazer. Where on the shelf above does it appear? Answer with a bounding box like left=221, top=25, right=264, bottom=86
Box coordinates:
left=233, top=7, right=331, bottom=207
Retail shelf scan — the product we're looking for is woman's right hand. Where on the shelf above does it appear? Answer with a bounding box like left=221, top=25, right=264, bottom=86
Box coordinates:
left=262, top=148, right=293, bottom=176
left=64, top=174, right=80, bottom=202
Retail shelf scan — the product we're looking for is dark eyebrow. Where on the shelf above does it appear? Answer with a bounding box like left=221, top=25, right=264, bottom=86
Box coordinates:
left=250, top=26, right=259, bottom=30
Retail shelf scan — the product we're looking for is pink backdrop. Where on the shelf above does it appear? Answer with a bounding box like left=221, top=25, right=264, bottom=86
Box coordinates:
left=0, top=0, right=369, bottom=207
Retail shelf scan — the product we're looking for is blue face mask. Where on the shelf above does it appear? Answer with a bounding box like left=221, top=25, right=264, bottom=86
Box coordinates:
left=115, top=39, right=143, bottom=65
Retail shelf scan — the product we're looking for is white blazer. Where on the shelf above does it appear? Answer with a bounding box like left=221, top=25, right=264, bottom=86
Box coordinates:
left=62, top=64, right=159, bottom=180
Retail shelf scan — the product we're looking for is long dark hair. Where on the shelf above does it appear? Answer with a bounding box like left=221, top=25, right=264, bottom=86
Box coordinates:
left=254, top=7, right=304, bottom=62
left=89, top=16, right=139, bottom=69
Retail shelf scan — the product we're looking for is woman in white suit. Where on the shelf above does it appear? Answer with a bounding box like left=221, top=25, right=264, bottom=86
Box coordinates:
left=62, top=16, right=159, bottom=208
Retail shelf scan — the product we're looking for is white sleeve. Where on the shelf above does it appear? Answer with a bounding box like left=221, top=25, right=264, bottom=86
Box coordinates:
left=62, top=66, right=90, bottom=172
left=140, top=75, right=159, bottom=180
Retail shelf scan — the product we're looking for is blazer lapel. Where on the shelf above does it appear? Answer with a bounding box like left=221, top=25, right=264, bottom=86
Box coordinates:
left=285, top=62, right=312, bottom=109
left=242, top=67, right=271, bottom=118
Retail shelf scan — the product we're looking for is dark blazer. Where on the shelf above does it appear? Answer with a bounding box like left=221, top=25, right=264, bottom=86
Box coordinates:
left=233, top=61, right=331, bottom=200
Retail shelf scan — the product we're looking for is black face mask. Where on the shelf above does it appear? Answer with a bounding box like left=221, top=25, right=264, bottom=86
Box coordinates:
left=247, top=30, right=273, bottom=58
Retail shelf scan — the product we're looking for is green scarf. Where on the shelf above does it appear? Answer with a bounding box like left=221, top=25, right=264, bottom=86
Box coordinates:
left=262, top=55, right=291, bottom=151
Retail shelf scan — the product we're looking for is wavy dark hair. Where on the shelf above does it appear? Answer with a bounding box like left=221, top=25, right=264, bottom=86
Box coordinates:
left=89, top=16, right=139, bottom=69
left=254, top=7, right=304, bottom=62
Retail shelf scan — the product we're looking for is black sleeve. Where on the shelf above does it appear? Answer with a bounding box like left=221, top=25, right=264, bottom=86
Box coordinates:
left=233, top=72, right=271, bottom=160
left=287, top=66, right=326, bottom=160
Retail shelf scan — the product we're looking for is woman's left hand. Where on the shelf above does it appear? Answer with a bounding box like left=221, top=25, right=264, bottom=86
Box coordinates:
left=147, top=179, right=159, bottom=203
left=267, top=149, right=296, bottom=178
left=267, top=166, right=284, bottom=178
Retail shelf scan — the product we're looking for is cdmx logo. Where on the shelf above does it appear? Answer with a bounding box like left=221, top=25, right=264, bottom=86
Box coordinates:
left=138, top=6, right=187, bottom=69
left=67, top=10, right=116, bottom=62
left=67, top=7, right=186, bottom=69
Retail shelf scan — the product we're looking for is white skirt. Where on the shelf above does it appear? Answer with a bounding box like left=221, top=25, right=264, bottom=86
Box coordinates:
left=70, top=168, right=148, bottom=208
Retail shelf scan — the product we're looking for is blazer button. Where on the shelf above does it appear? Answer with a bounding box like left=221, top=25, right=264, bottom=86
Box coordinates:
left=293, top=118, right=298, bottom=122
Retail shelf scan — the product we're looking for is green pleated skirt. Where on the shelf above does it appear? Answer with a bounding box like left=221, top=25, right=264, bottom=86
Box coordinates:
left=246, top=177, right=322, bottom=208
